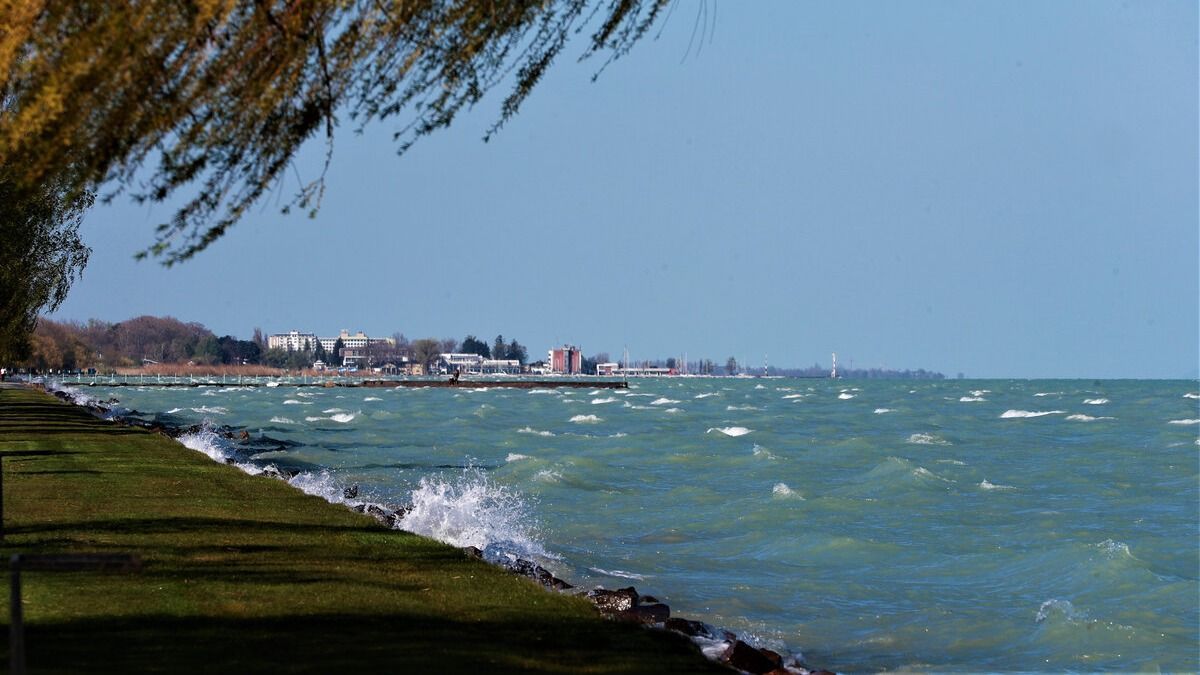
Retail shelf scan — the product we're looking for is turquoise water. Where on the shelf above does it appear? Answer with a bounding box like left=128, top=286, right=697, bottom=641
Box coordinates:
left=60, top=378, right=1199, bottom=672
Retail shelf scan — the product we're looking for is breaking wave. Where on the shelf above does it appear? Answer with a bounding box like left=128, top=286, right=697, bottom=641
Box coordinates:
left=707, top=426, right=752, bottom=437
left=517, top=426, right=555, bottom=437
left=907, top=433, right=950, bottom=445
left=569, top=414, right=601, bottom=423
left=1001, top=410, right=1065, bottom=418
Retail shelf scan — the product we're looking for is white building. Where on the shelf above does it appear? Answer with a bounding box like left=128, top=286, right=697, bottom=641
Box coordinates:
left=267, top=330, right=319, bottom=352
left=317, top=330, right=394, bottom=354
left=440, top=353, right=485, bottom=372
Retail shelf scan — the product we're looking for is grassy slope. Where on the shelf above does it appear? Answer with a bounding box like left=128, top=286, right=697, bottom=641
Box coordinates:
left=0, top=386, right=726, bottom=674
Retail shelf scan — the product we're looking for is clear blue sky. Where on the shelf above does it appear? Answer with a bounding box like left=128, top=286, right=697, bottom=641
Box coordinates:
left=49, top=1, right=1198, bottom=379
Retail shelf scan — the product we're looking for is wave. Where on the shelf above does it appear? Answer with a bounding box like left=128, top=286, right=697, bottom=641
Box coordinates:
left=1036, top=598, right=1085, bottom=624
left=650, top=397, right=680, bottom=405
left=322, top=407, right=346, bottom=413
left=979, top=479, right=1015, bottom=490
left=725, top=405, right=759, bottom=411
left=1066, top=414, right=1114, bottom=422
left=1083, top=398, right=1109, bottom=405
left=1167, top=418, right=1199, bottom=425
left=1001, top=410, right=1065, bottom=418
left=838, top=392, right=856, bottom=400
left=282, top=399, right=303, bottom=405
left=363, top=396, right=383, bottom=401
left=590, top=397, right=617, bottom=405
left=707, top=426, right=751, bottom=437
left=517, top=426, right=555, bottom=437
left=189, top=406, right=228, bottom=415
left=269, top=416, right=296, bottom=424
left=528, top=389, right=558, bottom=394
left=752, top=444, right=777, bottom=459
left=772, top=482, right=803, bottom=499
left=959, top=396, right=985, bottom=402
left=177, top=422, right=232, bottom=464
left=588, top=567, right=647, bottom=581
left=1033, top=392, right=1062, bottom=397
left=166, top=407, right=184, bottom=414
left=781, top=394, right=805, bottom=400
left=873, top=408, right=892, bottom=414
left=569, top=414, right=601, bottom=423
left=663, top=408, right=683, bottom=413
left=1184, top=393, right=1199, bottom=400
left=693, top=392, right=718, bottom=399
left=907, top=433, right=950, bottom=445
left=506, top=453, right=531, bottom=462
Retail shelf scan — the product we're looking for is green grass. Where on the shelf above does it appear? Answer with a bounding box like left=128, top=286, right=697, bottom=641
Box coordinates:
left=0, top=386, right=727, bottom=673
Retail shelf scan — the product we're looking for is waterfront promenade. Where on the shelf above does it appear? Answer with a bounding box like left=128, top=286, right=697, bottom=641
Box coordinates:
left=0, top=385, right=722, bottom=673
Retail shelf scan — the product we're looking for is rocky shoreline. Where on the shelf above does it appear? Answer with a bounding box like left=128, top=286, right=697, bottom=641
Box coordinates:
left=40, top=382, right=834, bottom=675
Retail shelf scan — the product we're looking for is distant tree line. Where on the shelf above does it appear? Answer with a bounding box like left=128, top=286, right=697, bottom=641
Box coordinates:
left=18, top=316, right=536, bottom=373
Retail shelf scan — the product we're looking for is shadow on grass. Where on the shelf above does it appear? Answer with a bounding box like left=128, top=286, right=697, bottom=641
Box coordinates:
left=6, top=612, right=722, bottom=675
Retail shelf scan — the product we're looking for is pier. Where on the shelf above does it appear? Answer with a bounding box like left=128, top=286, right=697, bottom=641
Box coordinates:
left=51, top=375, right=628, bottom=390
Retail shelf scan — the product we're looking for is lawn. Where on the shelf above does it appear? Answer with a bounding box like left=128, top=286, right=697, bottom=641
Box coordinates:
left=0, top=385, right=726, bottom=673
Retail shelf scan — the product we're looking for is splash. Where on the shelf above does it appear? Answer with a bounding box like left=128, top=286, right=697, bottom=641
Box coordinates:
left=177, top=422, right=231, bottom=464
left=401, top=468, right=548, bottom=560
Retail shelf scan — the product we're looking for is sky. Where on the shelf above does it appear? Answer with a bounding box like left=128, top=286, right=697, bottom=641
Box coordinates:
left=49, top=1, right=1198, bottom=379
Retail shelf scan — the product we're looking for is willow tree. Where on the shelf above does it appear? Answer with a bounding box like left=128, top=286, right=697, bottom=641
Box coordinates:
left=0, top=0, right=671, bottom=266
left=0, top=172, right=91, bottom=363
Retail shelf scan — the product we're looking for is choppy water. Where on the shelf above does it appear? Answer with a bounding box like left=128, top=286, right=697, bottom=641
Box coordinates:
left=57, top=378, right=1199, bottom=672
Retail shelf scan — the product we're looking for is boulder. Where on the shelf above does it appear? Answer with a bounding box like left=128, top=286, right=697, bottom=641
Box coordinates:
left=622, top=603, right=669, bottom=624
left=664, top=617, right=710, bottom=637
left=343, top=485, right=359, bottom=499
left=586, top=587, right=637, bottom=613
left=722, top=640, right=778, bottom=675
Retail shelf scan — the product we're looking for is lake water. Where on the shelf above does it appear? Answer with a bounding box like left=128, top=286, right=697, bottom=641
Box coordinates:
left=56, top=377, right=1199, bottom=672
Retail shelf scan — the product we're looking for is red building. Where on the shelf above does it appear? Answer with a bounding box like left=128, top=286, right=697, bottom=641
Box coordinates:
left=549, top=345, right=583, bottom=374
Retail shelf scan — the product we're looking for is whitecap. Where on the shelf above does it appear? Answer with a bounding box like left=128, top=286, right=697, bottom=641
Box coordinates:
left=693, top=392, right=718, bottom=399
left=1001, top=410, right=1065, bottom=418
left=190, top=406, right=228, bottom=415
left=591, top=397, right=617, bottom=405
left=664, top=408, right=683, bottom=413
left=1066, top=414, right=1115, bottom=422
left=283, top=399, right=302, bottom=405
left=907, top=433, right=950, bottom=445
left=506, top=453, right=531, bottom=462
left=517, top=426, right=555, bottom=437
left=1167, top=418, right=1199, bottom=425
left=269, top=416, right=296, bottom=424
left=959, top=396, right=985, bottom=402
left=781, top=394, right=805, bottom=400
left=754, top=384, right=766, bottom=390
left=936, top=459, right=966, bottom=465
left=838, top=392, right=855, bottom=400
left=980, top=479, right=1015, bottom=490
left=322, top=407, right=346, bottom=413
left=528, top=389, right=558, bottom=394
left=330, top=412, right=356, bottom=423
left=726, top=405, right=760, bottom=411
left=1183, top=393, right=1200, bottom=400
left=912, top=466, right=953, bottom=483
left=363, top=396, right=383, bottom=402
left=873, top=408, right=892, bottom=414
left=570, top=414, right=601, bottom=423
left=772, top=482, right=803, bottom=499
left=707, top=426, right=751, bottom=437
left=970, top=390, right=991, bottom=396
left=304, top=416, right=325, bottom=422
left=650, top=397, right=681, bottom=405
left=166, top=407, right=184, bottom=414
left=1033, top=392, right=1062, bottom=397
left=533, top=469, right=563, bottom=483
left=1083, top=398, right=1109, bottom=405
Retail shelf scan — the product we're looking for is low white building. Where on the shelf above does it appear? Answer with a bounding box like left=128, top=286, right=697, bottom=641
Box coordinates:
left=440, top=353, right=485, bottom=372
